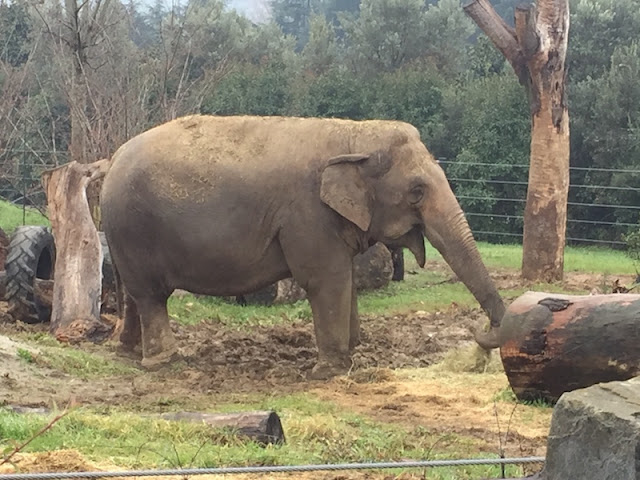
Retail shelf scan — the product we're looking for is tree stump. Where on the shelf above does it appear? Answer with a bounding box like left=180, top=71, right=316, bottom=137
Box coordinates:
left=41, top=159, right=112, bottom=344
left=157, top=411, right=286, bottom=446
left=499, top=291, right=640, bottom=403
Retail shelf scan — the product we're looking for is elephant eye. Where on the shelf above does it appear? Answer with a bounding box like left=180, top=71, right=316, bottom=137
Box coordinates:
left=408, top=185, right=425, bottom=204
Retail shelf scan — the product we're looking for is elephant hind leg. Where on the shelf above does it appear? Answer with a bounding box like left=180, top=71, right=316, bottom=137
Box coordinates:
left=134, top=293, right=179, bottom=369
left=118, top=293, right=142, bottom=355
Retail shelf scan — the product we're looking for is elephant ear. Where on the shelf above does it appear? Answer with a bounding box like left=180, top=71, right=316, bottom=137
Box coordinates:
left=320, top=154, right=372, bottom=232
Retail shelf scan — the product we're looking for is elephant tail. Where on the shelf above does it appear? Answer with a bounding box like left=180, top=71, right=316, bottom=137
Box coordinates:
left=113, top=261, right=125, bottom=319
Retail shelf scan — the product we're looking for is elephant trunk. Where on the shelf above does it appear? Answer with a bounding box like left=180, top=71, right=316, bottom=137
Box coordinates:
left=421, top=199, right=505, bottom=350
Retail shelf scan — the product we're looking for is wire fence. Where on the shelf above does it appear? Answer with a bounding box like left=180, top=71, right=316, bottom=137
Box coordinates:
left=1, top=152, right=638, bottom=248
left=0, top=456, right=546, bottom=479
left=437, top=158, right=640, bottom=248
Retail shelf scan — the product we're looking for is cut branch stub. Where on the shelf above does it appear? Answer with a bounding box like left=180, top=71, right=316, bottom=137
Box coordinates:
left=514, top=5, right=539, bottom=61
left=41, top=159, right=112, bottom=344
left=463, top=0, right=527, bottom=80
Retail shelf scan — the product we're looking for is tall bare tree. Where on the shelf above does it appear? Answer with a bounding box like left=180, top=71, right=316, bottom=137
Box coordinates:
left=464, top=0, right=570, bottom=282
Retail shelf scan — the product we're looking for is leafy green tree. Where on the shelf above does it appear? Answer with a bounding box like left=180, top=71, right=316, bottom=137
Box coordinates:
left=0, top=0, right=32, bottom=67
left=202, top=60, right=294, bottom=115
left=422, top=0, right=476, bottom=75
left=440, top=73, right=530, bottom=242
left=369, top=67, right=446, bottom=146
left=568, top=0, right=640, bottom=83
left=569, top=42, right=640, bottom=242
left=339, top=0, right=428, bottom=72
left=302, top=14, right=337, bottom=74
left=466, top=35, right=507, bottom=78
left=271, top=0, right=318, bottom=50
left=296, top=67, right=367, bottom=118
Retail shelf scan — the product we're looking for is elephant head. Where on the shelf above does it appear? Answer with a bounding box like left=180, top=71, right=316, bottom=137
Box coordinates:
left=319, top=131, right=504, bottom=349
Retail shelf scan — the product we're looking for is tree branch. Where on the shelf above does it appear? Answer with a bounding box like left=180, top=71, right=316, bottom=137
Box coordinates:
left=515, top=4, right=539, bottom=61
left=463, top=0, right=526, bottom=79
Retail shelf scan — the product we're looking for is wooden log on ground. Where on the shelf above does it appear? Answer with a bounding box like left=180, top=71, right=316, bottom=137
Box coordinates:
left=158, top=410, right=286, bottom=445
left=499, top=291, right=640, bottom=403
left=41, top=159, right=112, bottom=344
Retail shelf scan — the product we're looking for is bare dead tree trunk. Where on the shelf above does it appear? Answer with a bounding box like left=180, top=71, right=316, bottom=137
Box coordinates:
left=41, top=159, right=112, bottom=344
left=464, top=0, right=570, bottom=282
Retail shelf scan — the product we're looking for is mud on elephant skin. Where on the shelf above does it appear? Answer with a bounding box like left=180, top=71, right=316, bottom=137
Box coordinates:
left=101, top=114, right=505, bottom=380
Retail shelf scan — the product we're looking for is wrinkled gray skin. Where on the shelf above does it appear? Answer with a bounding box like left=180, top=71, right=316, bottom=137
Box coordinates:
left=101, top=114, right=504, bottom=379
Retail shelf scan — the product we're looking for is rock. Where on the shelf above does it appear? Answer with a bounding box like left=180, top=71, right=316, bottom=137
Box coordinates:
left=543, top=376, right=640, bottom=480
left=353, top=242, right=393, bottom=291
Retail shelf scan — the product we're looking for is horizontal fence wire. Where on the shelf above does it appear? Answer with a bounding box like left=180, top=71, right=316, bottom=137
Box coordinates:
left=456, top=195, right=640, bottom=210
left=437, top=159, right=640, bottom=174
left=0, top=456, right=546, bottom=480
left=448, top=177, right=640, bottom=192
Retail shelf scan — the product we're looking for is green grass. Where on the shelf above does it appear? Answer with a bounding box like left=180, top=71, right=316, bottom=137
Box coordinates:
left=0, top=397, right=528, bottom=478
left=475, top=241, right=636, bottom=274
left=0, top=199, right=49, bottom=234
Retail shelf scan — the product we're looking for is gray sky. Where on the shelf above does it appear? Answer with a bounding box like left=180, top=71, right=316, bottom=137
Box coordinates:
left=142, top=0, right=272, bottom=23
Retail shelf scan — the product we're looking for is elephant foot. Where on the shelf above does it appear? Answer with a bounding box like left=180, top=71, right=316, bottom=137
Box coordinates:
left=140, top=346, right=180, bottom=371
left=309, top=358, right=352, bottom=381
left=116, top=342, right=142, bottom=359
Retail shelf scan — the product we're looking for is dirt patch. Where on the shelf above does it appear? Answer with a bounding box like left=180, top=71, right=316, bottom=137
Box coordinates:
left=316, top=370, right=550, bottom=459
left=0, top=449, right=107, bottom=473
left=175, top=305, right=484, bottom=393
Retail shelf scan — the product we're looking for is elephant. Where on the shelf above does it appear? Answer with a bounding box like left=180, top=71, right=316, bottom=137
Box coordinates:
left=100, top=114, right=504, bottom=380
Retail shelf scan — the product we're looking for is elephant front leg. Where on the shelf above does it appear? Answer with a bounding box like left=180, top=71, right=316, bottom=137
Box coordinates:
left=306, top=271, right=354, bottom=381
left=349, top=268, right=361, bottom=352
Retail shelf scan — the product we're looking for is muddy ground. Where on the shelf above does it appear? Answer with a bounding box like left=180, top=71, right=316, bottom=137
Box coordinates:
left=0, top=265, right=635, bottom=477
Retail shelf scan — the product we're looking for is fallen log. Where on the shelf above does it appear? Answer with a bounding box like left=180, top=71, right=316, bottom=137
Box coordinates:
left=41, top=159, right=112, bottom=344
left=5, top=406, right=285, bottom=447
left=499, top=291, right=640, bottom=403
left=158, top=410, right=286, bottom=446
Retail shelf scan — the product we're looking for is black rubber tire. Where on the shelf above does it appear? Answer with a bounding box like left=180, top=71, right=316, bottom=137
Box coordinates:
left=4, top=226, right=56, bottom=324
